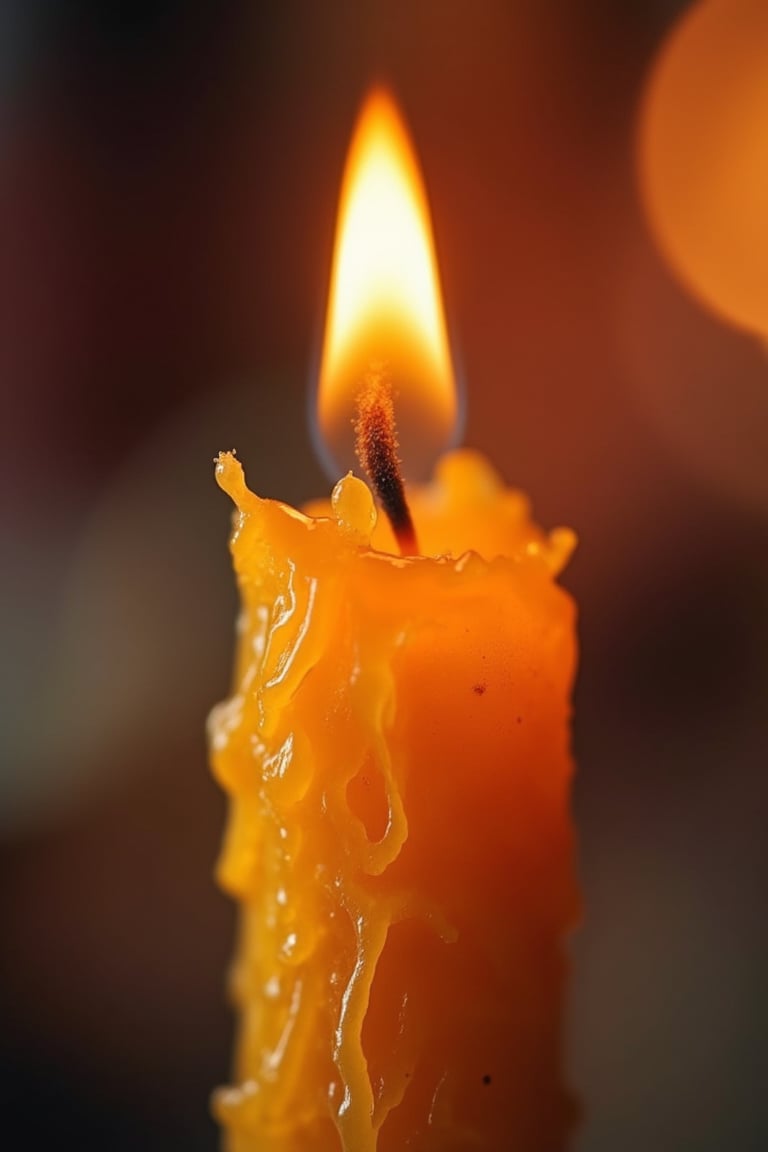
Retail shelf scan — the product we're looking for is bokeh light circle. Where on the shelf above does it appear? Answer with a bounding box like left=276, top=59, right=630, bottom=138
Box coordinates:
left=639, top=0, right=768, bottom=337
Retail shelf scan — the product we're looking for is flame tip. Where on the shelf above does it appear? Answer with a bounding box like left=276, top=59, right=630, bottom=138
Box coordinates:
left=317, top=87, right=458, bottom=480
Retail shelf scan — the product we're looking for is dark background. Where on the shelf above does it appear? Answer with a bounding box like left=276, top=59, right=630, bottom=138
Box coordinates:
left=1, top=1, right=767, bottom=1149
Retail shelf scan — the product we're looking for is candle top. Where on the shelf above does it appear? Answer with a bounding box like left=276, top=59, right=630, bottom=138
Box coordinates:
left=216, top=448, right=575, bottom=577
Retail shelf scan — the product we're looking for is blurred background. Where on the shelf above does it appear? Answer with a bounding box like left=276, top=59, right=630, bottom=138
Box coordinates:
left=1, top=0, right=767, bottom=1148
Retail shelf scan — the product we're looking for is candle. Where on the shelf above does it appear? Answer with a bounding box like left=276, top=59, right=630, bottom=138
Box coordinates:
left=209, top=88, right=580, bottom=1152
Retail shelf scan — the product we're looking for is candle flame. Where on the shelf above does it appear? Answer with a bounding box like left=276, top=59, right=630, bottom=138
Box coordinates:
left=316, top=87, right=459, bottom=481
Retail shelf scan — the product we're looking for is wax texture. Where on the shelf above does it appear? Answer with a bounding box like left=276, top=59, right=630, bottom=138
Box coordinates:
left=209, top=449, right=579, bottom=1152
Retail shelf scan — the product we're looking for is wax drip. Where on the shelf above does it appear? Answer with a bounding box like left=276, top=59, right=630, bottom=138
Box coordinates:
left=354, top=369, right=418, bottom=555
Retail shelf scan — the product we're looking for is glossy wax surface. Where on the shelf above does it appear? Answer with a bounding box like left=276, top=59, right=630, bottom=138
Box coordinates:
left=209, top=448, right=579, bottom=1152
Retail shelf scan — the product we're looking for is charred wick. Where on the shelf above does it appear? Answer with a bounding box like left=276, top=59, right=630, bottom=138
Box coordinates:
left=354, top=370, right=418, bottom=555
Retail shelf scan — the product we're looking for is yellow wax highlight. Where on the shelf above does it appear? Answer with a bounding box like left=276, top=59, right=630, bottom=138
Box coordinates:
left=209, top=448, right=579, bottom=1152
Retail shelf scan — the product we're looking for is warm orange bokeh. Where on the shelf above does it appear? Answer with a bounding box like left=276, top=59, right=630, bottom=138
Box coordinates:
left=639, top=0, right=768, bottom=336
left=317, top=87, right=458, bottom=480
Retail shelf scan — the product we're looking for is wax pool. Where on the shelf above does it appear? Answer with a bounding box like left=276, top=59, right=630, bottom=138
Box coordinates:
left=208, top=447, right=579, bottom=1152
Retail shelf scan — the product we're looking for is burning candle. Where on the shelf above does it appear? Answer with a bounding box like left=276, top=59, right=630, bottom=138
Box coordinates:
left=209, top=88, right=579, bottom=1152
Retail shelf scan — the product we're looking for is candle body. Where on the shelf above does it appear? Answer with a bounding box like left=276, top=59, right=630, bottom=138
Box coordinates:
left=209, top=450, right=579, bottom=1152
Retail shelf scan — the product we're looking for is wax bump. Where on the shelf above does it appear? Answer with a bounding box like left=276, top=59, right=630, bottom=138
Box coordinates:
left=332, top=473, right=378, bottom=541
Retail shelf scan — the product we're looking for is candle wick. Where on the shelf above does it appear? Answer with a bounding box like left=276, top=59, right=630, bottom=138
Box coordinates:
left=354, top=367, right=419, bottom=555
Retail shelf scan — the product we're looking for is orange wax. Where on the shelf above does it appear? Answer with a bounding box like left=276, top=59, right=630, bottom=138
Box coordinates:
left=209, top=447, right=579, bottom=1152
